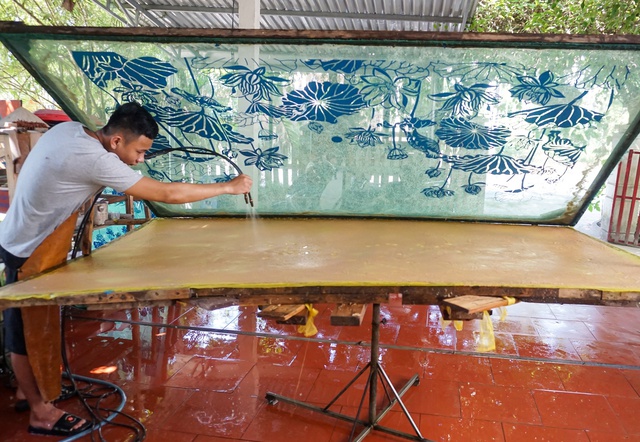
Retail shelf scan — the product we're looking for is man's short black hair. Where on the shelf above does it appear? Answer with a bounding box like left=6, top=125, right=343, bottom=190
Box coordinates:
left=103, top=102, right=159, bottom=140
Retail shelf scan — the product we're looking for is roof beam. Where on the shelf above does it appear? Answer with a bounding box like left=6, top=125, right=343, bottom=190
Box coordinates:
left=140, top=6, right=464, bottom=24
left=88, top=0, right=136, bottom=26
left=119, top=0, right=167, bottom=27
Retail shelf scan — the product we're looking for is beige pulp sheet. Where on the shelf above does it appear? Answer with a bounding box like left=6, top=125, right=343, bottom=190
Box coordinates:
left=1, top=217, right=640, bottom=308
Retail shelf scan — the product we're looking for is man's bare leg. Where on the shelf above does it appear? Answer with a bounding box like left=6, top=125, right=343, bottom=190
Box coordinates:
left=11, top=353, right=87, bottom=431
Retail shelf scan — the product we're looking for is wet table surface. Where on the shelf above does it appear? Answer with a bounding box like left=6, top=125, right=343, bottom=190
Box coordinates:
left=1, top=217, right=640, bottom=308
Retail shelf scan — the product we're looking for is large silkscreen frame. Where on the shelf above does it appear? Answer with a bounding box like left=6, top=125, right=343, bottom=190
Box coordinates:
left=2, top=23, right=640, bottom=225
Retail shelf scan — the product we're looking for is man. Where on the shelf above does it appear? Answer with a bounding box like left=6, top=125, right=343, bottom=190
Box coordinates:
left=0, top=102, right=252, bottom=437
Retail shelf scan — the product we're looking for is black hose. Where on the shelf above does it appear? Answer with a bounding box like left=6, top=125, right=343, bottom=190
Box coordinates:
left=145, top=146, right=253, bottom=207
left=71, top=192, right=103, bottom=259
left=60, top=306, right=146, bottom=441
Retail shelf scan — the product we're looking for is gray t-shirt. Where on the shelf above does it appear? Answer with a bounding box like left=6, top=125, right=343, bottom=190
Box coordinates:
left=0, top=121, right=143, bottom=257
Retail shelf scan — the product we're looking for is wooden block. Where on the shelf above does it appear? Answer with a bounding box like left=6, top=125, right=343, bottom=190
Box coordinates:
left=85, top=300, right=173, bottom=310
left=14, top=131, right=31, bottom=173
left=257, top=304, right=307, bottom=321
left=439, top=305, right=483, bottom=321
left=331, top=303, right=367, bottom=326
left=192, top=297, right=237, bottom=311
left=441, top=295, right=510, bottom=314
left=276, top=310, right=308, bottom=325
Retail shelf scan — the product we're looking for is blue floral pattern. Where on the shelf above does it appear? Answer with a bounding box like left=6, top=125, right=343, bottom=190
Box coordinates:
left=73, top=52, right=177, bottom=89
left=430, top=83, right=501, bottom=119
left=436, top=118, right=511, bottom=150
left=220, top=65, right=288, bottom=102
left=360, top=68, right=421, bottom=110
left=281, top=81, right=367, bottom=123
left=240, top=146, right=287, bottom=171
left=345, top=127, right=384, bottom=148
left=510, top=71, right=564, bottom=105
left=51, top=41, right=638, bottom=221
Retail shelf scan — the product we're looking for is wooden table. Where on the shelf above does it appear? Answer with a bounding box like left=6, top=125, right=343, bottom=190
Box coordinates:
left=2, top=216, right=639, bottom=441
left=1, top=217, right=639, bottom=309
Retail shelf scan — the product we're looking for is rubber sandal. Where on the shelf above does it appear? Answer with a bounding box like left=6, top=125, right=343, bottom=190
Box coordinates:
left=56, top=384, right=77, bottom=402
left=14, top=384, right=76, bottom=412
left=28, top=412, right=92, bottom=437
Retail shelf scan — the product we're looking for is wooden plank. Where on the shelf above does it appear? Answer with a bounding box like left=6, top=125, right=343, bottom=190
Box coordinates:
left=3, top=22, right=640, bottom=46
left=0, top=287, right=391, bottom=309
left=402, top=286, right=565, bottom=305
left=79, top=198, right=96, bottom=257
left=558, top=288, right=602, bottom=301
left=257, top=304, right=307, bottom=321
left=439, top=305, right=482, bottom=321
left=14, top=131, right=31, bottom=173
left=95, top=218, right=151, bottom=227
left=227, top=290, right=391, bottom=307
left=85, top=300, right=173, bottom=310
left=3, top=218, right=640, bottom=309
left=441, top=295, right=511, bottom=314
left=192, top=297, right=237, bottom=311
left=276, top=310, right=308, bottom=325
left=331, top=303, right=367, bottom=326
left=0, top=132, right=17, bottom=203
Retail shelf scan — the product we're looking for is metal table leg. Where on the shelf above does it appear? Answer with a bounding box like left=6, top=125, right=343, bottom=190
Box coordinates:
left=265, top=303, right=433, bottom=442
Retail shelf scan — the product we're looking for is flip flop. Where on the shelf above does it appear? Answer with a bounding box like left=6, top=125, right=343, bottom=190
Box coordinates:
left=14, top=384, right=77, bottom=412
left=28, top=412, right=92, bottom=437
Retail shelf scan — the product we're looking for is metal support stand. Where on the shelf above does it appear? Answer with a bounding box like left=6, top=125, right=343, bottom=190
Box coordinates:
left=265, top=304, right=433, bottom=442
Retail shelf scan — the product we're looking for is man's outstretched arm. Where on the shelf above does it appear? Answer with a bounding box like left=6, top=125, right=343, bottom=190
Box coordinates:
left=125, top=174, right=253, bottom=204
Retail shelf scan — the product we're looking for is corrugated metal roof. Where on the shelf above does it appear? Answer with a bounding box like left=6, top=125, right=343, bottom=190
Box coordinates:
left=91, top=0, right=478, bottom=32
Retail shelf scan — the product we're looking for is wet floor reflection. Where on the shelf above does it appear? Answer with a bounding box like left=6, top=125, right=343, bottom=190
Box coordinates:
left=2, top=301, right=634, bottom=441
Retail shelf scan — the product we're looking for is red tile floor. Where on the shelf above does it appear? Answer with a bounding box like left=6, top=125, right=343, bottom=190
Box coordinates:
left=1, top=298, right=640, bottom=442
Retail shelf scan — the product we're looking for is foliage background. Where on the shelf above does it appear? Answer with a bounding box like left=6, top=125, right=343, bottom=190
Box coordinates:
left=0, top=0, right=120, bottom=109
left=469, top=0, right=640, bottom=34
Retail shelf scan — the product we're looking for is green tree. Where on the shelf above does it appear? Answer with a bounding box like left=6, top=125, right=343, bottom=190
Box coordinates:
left=0, top=0, right=121, bottom=110
left=468, top=0, right=640, bottom=34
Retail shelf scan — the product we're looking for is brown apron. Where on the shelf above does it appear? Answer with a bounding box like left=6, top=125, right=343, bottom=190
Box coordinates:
left=19, top=212, right=78, bottom=402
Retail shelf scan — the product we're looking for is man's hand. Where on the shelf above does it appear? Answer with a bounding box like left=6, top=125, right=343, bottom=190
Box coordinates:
left=227, top=174, right=253, bottom=195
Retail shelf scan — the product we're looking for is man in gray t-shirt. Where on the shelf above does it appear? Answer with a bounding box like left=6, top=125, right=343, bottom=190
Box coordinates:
left=0, top=102, right=252, bottom=437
